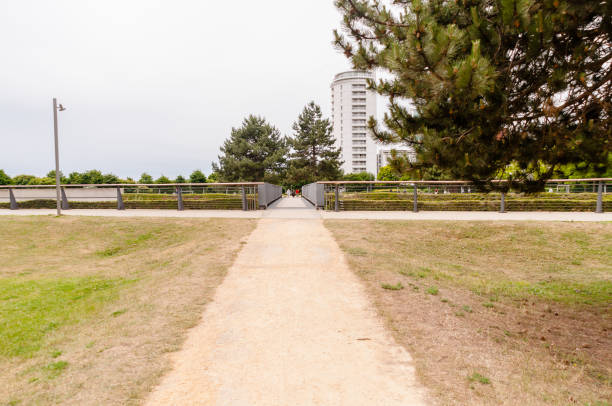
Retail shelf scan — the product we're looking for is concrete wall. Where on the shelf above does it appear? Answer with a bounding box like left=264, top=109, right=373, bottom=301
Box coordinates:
left=0, top=188, right=119, bottom=202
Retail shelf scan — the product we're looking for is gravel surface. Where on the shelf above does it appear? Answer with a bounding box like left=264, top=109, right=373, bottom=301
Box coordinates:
left=145, top=199, right=427, bottom=405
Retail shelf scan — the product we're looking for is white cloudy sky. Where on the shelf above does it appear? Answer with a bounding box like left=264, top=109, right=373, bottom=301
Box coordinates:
left=0, top=0, right=368, bottom=179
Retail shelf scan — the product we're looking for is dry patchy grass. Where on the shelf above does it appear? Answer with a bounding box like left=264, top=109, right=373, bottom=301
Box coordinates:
left=0, top=215, right=255, bottom=405
left=325, top=220, right=612, bottom=406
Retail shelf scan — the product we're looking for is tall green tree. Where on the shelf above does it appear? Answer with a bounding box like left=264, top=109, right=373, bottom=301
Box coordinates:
left=0, top=170, right=12, bottom=185
left=77, top=170, right=104, bottom=184
left=102, top=173, right=120, bottom=184
left=189, top=170, right=207, bottom=183
left=286, top=102, right=343, bottom=186
left=12, top=175, right=37, bottom=185
left=207, top=172, right=219, bottom=183
left=139, top=173, right=154, bottom=184
left=213, top=115, right=288, bottom=183
left=334, top=0, right=611, bottom=191
left=156, top=175, right=172, bottom=184
left=46, top=170, right=68, bottom=184
left=67, top=172, right=82, bottom=184
left=343, top=171, right=375, bottom=181
left=377, top=166, right=400, bottom=181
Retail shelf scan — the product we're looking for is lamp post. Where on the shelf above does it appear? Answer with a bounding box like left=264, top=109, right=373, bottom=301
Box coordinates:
left=53, top=98, right=66, bottom=216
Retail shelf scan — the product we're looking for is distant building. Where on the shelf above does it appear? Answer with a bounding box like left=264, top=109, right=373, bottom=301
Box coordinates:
left=331, top=70, right=377, bottom=174
left=376, top=146, right=416, bottom=174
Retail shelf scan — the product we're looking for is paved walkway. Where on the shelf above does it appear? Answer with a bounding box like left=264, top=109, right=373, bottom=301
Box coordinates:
left=145, top=204, right=427, bottom=405
left=1, top=197, right=610, bottom=221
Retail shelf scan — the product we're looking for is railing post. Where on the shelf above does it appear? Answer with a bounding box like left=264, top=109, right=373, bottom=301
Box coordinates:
left=596, top=181, right=603, bottom=213
left=334, top=185, right=339, bottom=212
left=116, top=186, right=125, bottom=210
left=413, top=183, right=418, bottom=213
left=500, top=191, right=506, bottom=213
left=241, top=186, right=247, bottom=211
left=176, top=186, right=184, bottom=211
left=9, top=188, right=18, bottom=210
left=60, top=187, right=70, bottom=210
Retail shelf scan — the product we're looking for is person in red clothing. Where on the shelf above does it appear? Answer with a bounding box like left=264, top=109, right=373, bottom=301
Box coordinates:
left=295, top=189, right=300, bottom=196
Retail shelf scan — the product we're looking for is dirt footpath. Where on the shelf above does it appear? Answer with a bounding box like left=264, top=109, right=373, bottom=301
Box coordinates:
left=145, top=218, right=427, bottom=405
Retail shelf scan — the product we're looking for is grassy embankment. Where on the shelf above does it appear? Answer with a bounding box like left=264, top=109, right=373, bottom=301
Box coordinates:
left=0, top=216, right=255, bottom=405
left=326, top=220, right=611, bottom=406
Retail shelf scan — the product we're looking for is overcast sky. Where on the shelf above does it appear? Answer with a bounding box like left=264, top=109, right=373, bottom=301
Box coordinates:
left=0, top=0, right=362, bottom=179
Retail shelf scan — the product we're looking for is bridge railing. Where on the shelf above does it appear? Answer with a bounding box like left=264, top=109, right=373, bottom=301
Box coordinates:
left=301, top=182, right=325, bottom=208
left=317, top=179, right=611, bottom=213
left=257, top=183, right=283, bottom=209
left=0, top=182, right=282, bottom=211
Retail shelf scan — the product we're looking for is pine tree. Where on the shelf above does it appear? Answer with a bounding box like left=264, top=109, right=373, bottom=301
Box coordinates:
left=213, top=115, right=288, bottom=183
left=334, top=0, right=611, bottom=191
left=286, top=102, right=343, bottom=186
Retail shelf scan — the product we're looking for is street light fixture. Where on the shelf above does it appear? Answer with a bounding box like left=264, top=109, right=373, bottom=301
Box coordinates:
left=53, top=98, right=66, bottom=216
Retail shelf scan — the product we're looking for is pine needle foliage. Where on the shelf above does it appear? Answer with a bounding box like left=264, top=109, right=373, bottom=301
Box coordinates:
left=213, top=115, right=288, bottom=183
left=286, top=102, right=343, bottom=186
left=334, top=0, right=611, bottom=191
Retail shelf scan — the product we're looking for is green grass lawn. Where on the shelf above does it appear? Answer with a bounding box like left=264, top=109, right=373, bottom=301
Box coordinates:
left=326, top=220, right=612, bottom=406
left=0, top=215, right=255, bottom=405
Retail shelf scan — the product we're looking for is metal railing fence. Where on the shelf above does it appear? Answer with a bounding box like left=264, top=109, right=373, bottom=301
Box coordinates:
left=301, top=182, right=325, bottom=208
left=0, top=183, right=282, bottom=211
left=258, top=183, right=283, bottom=209
left=318, top=179, right=611, bottom=213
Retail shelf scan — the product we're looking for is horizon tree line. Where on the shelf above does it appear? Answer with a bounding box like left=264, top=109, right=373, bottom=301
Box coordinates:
left=2, top=89, right=608, bottom=188
left=0, top=101, right=359, bottom=188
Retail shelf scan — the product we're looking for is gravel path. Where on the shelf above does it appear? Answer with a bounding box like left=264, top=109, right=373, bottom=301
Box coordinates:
left=145, top=198, right=427, bottom=405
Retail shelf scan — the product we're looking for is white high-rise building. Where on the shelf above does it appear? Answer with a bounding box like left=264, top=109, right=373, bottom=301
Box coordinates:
left=331, top=71, right=377, bottom=174
left=377, top=146, right=417, bottom=173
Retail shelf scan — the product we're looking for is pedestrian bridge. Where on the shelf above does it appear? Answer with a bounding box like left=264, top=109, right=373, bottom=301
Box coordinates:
left=262, top=195, right=320, bottom=219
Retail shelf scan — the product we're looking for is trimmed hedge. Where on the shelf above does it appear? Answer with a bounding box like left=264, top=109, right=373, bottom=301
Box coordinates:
left=0, top=198, right=244, bottom=210
left=123, top=193, right=246, bottom=201
left=339, top=199, right=610, bottom=211
left=324, top=191, right=610, bottom=211
left=342, top=192, right=611, bottom=202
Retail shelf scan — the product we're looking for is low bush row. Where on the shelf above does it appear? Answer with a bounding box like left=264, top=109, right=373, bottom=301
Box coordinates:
left=0, top=198, right=244, bottom=210
left=123, top=193, right=244, bottom=201
left=340, top=199, right=610, bottom=211
left=341, top=192, right=611, bottom=202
